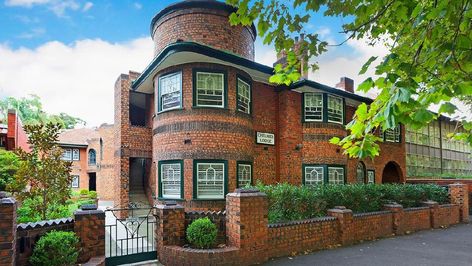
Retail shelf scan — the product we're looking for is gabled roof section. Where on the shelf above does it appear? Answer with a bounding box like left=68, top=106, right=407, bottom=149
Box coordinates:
left=290, top=79, right=373, bottom=104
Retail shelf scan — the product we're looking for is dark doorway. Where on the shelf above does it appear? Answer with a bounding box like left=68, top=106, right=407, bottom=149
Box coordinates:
left=89, top=173, right=96, bottom=191
left=382, top=161, right=402, bottom=183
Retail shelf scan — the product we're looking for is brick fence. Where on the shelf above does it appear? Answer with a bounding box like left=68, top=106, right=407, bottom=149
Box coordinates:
left=156, top=183, right=469, bottom=266
left=0, top=192, right=105, bottom=266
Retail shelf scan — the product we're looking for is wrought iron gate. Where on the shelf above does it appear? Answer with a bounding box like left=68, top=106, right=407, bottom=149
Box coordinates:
left=105, top=207, right=157, bottom=265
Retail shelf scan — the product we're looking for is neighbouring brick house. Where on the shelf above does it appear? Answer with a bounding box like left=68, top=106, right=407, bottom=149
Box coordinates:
left=113, top=0, right=406, bottom=210
left=0, top=109, right=30, bottom=152
left=58, top=124, right=115, bottom=200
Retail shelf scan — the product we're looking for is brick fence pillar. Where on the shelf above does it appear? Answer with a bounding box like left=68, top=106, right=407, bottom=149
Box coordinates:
left=226, top=188, right=268, bottom=265
left=74, top=205, right=105, bottom=263
left=0, top=192, right=16, bottom=266
left=154, top=201, right=185, bottom=258
left=327, top=206, right=353, bottom=245
left=383, top=203, right=404, bottom=235
left=448, top=183, right=469, bottom=223
left=422, top=200, right=439, bottom=229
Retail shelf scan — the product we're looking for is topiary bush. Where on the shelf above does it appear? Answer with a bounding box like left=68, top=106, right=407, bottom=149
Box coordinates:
left=186, top=217, right=217, bottom=249
left=79, top=189, right=89, bottom=195
left=254, top=182, right=449, bottom=223
left=88, top=190, right=98, bottom=199
left=30, top=230, right=79, bottom=266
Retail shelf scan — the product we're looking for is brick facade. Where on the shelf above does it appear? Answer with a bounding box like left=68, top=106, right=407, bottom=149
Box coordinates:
left=1, top=109, right=30, bottom=152
left=114, top=0, right=407, bottom=210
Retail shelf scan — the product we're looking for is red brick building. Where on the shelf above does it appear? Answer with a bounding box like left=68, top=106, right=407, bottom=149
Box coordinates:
left=58, top=124, right=115, bottom=200
left=0, top=109, right=30, bottom=152
left=114, top=0, right=406, bottom=210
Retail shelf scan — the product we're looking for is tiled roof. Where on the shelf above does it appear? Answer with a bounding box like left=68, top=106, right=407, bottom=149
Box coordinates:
left=58, top=128, right=100, bottom=146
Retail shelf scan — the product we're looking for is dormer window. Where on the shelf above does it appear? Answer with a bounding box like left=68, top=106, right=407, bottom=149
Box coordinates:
left=304, top=93, right=323, bottom=122
left=303, top=93, right=344, bottom=124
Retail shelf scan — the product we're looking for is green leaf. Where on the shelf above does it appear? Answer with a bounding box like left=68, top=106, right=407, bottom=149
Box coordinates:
left=359, top=56, right=377, bottom=75
left=438, top=102, right=457, bottom=114
left=412, top=109, right=434, bottom=123
left=358, top=78, right=374, bottom=92
left=329, top=137, right=341, bottom=144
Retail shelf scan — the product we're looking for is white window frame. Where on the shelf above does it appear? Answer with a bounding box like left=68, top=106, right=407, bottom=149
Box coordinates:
left=62, top=148, right=72, bottom=161
left=304, top=93, right=323, bottom=122
left=304, top=166, right=324, bottom=186
left=237, top=78, right=251, bottom=114
left=71, top=175, right=79, bottom=188
left=367, top=170, right=375, bottom=184
left=195, top=72, right=225, bottom=108
left=160, top=162, right=182, bottom=199
left=237, top=163, right=252, bottom=188
left=327, top=95, right=344, bottom=124
left=328, top=166, right=345, bottom=184
left=385, top=126, right=401, bottom=143
left=196, top=161, right=226, bottom=199
left=158, top=72, right=182, bottom=112
left=72, top=148, right=80, bottom=161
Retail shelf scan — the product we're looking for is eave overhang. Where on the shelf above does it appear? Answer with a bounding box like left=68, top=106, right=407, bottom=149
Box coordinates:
left=58, top=143, right=88, bottom=148
left=131, top=42, right=274, bottom=93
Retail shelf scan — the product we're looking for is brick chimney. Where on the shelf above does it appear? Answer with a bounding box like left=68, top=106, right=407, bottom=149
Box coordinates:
left=336, top=77, right=354, bottom=93
left=273, top=34, right=308, bottom=79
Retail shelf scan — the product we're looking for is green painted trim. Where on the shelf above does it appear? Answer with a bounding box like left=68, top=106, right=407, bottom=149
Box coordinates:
left=157, top=70, right=182, bottom=112
left=301, top=93, right=306, bottom=123
left=322, top=93, right=328, bottom=123
left=105, top=251, right=157, bottom=266
left=192, top=68, right=228, bottom=109
left=193, top=159, right=228, bottom=200
left=342, top=97, right=346, bottom=126
left=157, top=160, right=184, bottom=200
left=236, top=161, right=253, bottom=188
left=236, top=74, right=253, bottom=115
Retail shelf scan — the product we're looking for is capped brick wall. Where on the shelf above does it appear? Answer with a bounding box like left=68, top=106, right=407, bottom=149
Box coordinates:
left=73, top=209, right=105, bottom=263
left=0, top=195, right=16, bottom=266
left=151, top=4, right=255, bottom=59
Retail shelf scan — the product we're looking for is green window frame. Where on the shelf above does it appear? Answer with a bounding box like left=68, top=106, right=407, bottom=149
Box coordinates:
left=303, top=93, right=323, bottom=122
left=327, top=95, right=344, bottom=124
left=303, top=165, right=325, bottom=186
left=236, top=161, right=253, bottom=188
left=158, top=160, right=184, bottom=200
left=328, top=166, right=345, bottom=184
left=71, top=175, right=79, bottom=188
left=384, top=125, right=401, bottom=143
left=193, top=160, right=228, bottom=200
left=157, top=71, right=182, bottom=112
left=367, top=170, right=375, bottom=184
left=193, top=69, right=227, bottom=108
left=236, top=76, right=251, bottom=114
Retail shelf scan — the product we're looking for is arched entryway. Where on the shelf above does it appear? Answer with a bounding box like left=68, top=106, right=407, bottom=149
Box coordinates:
left=382, top=161, right=402, bottom=183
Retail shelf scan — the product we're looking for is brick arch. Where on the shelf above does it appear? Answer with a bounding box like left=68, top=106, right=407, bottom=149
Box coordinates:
left=381, top=161, right=403, bottom=183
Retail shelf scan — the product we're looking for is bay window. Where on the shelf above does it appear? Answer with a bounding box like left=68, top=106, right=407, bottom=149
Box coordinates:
left=194, top=71, right=226, bottom=108
left=237, top=77, right=251, bottom=114
left=237, top=162, right=252, bottom=188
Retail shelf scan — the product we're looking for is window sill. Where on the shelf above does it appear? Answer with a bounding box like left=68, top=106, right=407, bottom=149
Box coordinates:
left=191, top=198, right=226, bottom=201
left=192, top=106, right=227, bottom=110
left=157, top=197, right=185, bottom=202
left=156, top=107, right=184, bottom=115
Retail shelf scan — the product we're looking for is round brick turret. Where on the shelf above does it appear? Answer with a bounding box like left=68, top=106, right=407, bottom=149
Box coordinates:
left=150, top=0, right=256, bottom=60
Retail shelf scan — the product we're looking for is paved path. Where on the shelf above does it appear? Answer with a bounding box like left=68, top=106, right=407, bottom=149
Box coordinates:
left=265, top=222, right=472, bottom=266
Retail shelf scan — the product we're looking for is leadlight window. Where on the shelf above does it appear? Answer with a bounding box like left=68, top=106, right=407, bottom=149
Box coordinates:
left=71, top=175, right=79, bottom=188
left=195, top=72, right=225, bottom=108
left=327, top=95, right=343, bottom=124
left=88, top=149, right=96, bottom=165
left=304, top=166, right=324, bottom=186
left=158, top=72, right=182, bottom=112
left=196, top=162, right=225, bottom=199
left=328, top=167, right=345, bottom=184
left=62, top=148, right=72, bottom=160
left=385, top=126, right=401, bottom=143
left=160, top=162, right=182, bottom=199
left=237, top=78, right=251, bottom=114
left=367, top=170, right=375, bottom=184
left=237, top=163, right=252, bottom=187
left=356, top=163, right=366, bottom=184
left=72, top=148, right=79, bottom=161
left=304, top=93, right=323, bottom=121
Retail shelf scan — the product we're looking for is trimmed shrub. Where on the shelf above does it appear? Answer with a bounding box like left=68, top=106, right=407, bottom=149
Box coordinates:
left=255, top=182, right=449, bottom=223
left=30, top=230, right=79, bottom=266
left=186, top=217, right=217, bottom=249
left=88, top=190, right=98, bottom=199
left=79, top=189, right=89, bottom=195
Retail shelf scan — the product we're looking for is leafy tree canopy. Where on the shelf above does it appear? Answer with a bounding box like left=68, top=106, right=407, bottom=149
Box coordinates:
left=228, top=0, right=472, bottom=159
left=0, top=150, right=20, bottom=191
left=8, top=123, right=72, bottom=220
left=0, top=94, right=85, bottom=129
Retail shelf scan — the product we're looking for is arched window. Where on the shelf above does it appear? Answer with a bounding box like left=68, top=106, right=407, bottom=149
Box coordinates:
left=356, top=162, right=366, bottom=184
left=88, top=149, right=96, bottom=165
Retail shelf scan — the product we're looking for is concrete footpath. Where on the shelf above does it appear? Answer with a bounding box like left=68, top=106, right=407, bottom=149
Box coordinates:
left=265, top=222, right=472, bottom=266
